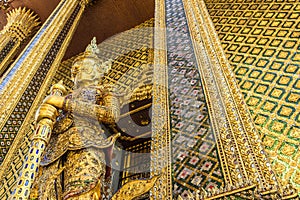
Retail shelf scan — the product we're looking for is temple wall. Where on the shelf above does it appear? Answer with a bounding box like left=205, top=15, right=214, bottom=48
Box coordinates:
left=206, top=0, right=300, bottom=192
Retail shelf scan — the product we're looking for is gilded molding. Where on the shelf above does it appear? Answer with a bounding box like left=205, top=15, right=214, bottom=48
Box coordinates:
left=0, top=0, right=70, bottom=127
left=150, top=0, right=173, bottom=199
left=0, top=0, right=80, bottom=146
left=0, top=0, right=72, bottom=171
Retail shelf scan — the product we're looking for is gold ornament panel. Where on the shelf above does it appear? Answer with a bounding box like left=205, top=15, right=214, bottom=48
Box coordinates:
left=205, top=0, right=300, bottom=192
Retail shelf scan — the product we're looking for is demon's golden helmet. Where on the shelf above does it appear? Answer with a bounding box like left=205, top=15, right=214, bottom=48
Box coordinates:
left=71, top=37, right=112, bottom=85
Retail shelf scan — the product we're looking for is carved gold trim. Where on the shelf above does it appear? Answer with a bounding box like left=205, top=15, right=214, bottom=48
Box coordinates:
left=178, top=184, right=256, bottom=200
left=112, top=175, right=159, bottom=200
left=0, top=33, right=11, bottom=47
left=0, top=41, right=19, bottom=75
left=150, top=0, right=173, bottom=199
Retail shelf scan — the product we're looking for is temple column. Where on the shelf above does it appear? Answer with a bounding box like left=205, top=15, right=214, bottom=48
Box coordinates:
left=151, top=0, right=297, bottom=199
left=0, top=0, right=94, bottom=199
left=0, top=7, right=40, bottom=76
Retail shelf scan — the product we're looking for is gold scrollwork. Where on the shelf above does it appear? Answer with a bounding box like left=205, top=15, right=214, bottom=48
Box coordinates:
left=112, top=175, right=159, bottom=200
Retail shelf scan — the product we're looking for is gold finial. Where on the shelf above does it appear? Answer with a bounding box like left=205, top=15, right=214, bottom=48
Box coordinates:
left=4, top=7, right=41, bottom=40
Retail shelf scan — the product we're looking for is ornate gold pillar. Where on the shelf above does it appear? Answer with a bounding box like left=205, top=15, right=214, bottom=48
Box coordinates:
left=0, top=0, right=94, bottom=199
left=0, top=7, right=40, bottom=76
left=150, top=0, right=173, bottom=198
left=151, top=0, right=297, bottom=199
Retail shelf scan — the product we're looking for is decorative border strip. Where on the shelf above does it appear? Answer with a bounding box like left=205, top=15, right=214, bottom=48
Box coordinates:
left=0, top=39, right=18, bottom=75
left=150, top=0, right=173, bottom=198
left=164, top=0, right=225, bottom=195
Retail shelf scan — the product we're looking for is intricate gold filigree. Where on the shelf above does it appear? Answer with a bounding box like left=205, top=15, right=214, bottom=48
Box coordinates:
left=205, top=0, right=300, bottom=194
left=0, top=18, right=154, bottom=200
left=150, top=0, right=173, bottom=199
left=112, top=175, right=159, bottom=200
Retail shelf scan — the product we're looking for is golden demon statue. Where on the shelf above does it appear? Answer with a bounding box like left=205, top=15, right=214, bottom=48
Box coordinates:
left=30, top=38, right=121, bottom=199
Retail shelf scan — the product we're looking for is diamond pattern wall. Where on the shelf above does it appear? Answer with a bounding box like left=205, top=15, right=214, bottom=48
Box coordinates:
left=205, top=0, right=300, bottom=191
